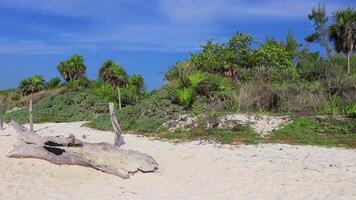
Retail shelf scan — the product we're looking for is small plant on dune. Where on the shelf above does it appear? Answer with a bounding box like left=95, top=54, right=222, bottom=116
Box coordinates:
left=191, top=101, right=206, bottom=116
left=175, top=88, right=194, bottom=108
left=188, top=71, right=206, bottom=88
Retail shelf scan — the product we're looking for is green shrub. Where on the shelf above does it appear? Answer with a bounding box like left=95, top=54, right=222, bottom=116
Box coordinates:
left=175, top=88, right=194, bottom=107
left=253, top=43, right=298, bottom=82
left=188, top=71, right=206, bottom=88
left=268, top=117, right=356, bottom=148
left=87, top=89, right=183, bottom=132
left=46, top=77, right=62, bottom=89
left=90, top=82, right=117, bottom=103
left=5, top=92, right=107, bottom=123
left=67, top=77, right=90, bottom=90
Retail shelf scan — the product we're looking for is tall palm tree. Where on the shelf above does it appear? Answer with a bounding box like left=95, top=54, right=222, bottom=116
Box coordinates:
left=328, top=7, right=356, bottom=75
left=57, top=54, right=87, bottom=82
left=99, top=60, right=128, bottom=110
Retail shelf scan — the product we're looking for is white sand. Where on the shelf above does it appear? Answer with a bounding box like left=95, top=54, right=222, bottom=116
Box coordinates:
left=0, top=122, right=355, bottom=200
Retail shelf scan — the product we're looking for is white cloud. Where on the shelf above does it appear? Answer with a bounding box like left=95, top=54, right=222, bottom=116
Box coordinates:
left=157, top=0, right=347, bottom=22
left=0, top=0, right=351, bottom=54
left=0, top=0, right=151, bottom=17
left=0, top=39, right=97, bottom=54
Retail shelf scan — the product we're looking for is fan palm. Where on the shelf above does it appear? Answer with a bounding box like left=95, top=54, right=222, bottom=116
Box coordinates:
left=328, top=7, right=356, bottom=75
left=57, top=54, right=87, bottom=82
left=175, top=88, right=194, bottom=108
left=99, top=60, right=128, bottom=109
left=188, top=71, right=206, bottom=88
left=128, top=74, right=144, bottom=92
left=18, top=75, right=45, bottom=96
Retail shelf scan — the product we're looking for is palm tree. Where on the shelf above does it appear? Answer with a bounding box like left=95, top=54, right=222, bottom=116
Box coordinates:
left=57, top=54, right=87, bottom=82
left=99, top=59, right=128, bottom=110
left=18, top=75, right=45, bottom=96
left=128, top=74, right=144, bottom=92
left=328, top=7, right=356, bottom=75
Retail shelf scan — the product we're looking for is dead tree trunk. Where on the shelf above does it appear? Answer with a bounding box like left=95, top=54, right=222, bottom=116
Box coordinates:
left=7, top=121, right=158, bottom=179
left=109, top=102, right=122, bottom=146
left=117, top=87, right=122, bottom=110
left=29, top=99, right=33, bottom=133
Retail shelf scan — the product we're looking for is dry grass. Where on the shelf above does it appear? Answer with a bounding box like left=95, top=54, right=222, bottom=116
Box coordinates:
left=18, top=87, right=71, bottom=105
left=237, top=81, right=329, bottom=114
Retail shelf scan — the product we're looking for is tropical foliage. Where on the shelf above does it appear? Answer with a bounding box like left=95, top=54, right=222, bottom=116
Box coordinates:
left=2, top=4, right=356, bottom=147
left=18, top=75, right=45, bottom=96
left=305, top=3, right=333, bottom=57
left=46, top=77, right=62, bottom=89
left=57, top=54, right=87, bottom=82
left=99, top=60, right=128, bottom=88
left=328, top=7, right=356, bottom=75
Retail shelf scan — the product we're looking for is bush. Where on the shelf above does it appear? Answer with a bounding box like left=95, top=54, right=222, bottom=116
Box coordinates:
left=252, top=43, right=298, bottom=82
left=297, top=51, right=325, bottom=81
left=5, top=92, right=107, bottom=123
left=67, top=77, right=90, bottom=90
left=120, top=85, right=142, bottom=106
left=269, top=117, right=356, bottom=148
left=237, top=81, right=330, bottom=114
left=237, top=81, right=281, bottom=112
left=175, top=88, right=194, bottom=107
left=90, top=81, right=117, bottom=103
left=87, top=89, right=183, bottom=132
left=46, top=77, right=62, bottom=89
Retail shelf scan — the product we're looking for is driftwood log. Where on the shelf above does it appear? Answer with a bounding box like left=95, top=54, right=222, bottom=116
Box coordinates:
left=7, top=121, right=158, bottom=179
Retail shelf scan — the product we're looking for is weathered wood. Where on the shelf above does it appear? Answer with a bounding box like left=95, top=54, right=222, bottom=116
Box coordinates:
left=0, top=101, right=3, bottom=130
left=117, top=87, right=122, bottom=110
left=109, top=102, right=122, bottom=146
left=7, top=121, right=158, bottom=179
left=29, top=99, right=33, bottom=133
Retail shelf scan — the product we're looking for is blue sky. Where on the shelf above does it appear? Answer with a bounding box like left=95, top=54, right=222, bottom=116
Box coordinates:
left=0, top=0, right=354, bottom=90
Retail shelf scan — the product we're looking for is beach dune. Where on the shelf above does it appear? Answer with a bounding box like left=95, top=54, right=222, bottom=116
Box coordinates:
left=0, top=122, right=355, bottom=200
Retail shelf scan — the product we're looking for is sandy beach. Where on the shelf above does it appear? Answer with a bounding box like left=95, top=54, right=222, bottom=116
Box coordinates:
left=0, top=122, right=355, bottom=200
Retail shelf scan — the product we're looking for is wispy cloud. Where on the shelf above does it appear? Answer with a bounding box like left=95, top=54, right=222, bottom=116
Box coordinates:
left=0, top=0, right=352, bottom=54
left=0, top=0, right=149, bottom=17
left=0, top=39, right=98, bottom=54
left=157, top=0, right=348, bottom=22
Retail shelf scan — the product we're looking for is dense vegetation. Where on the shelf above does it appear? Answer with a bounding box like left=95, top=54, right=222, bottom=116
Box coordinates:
left=4, top=92, right=107, bottom=123
left=1, top=4, right=355, bottom=148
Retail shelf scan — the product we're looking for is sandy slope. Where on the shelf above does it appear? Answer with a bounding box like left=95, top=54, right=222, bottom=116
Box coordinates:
left=0, top=122, right=355, bottom=200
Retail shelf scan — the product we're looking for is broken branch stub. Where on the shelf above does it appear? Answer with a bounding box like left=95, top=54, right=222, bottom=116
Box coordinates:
left=109, top=102, right=122, bottom=146
left=7, top=121, right=158, bottom=179
left=29, top=99, right=34, bottom=133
